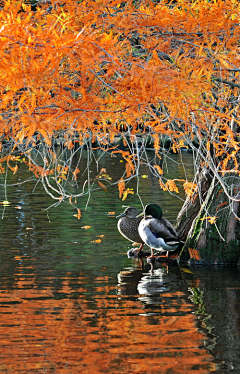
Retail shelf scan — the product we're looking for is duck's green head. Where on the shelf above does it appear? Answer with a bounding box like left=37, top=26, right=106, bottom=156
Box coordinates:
left=145, top=204, right=163, bottom=219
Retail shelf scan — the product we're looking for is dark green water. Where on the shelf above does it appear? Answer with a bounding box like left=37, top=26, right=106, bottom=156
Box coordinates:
left=0, top=150, right=239, bottom=373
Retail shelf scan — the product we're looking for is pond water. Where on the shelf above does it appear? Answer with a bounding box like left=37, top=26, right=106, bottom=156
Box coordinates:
left=0, top=150, right=239, bottom=373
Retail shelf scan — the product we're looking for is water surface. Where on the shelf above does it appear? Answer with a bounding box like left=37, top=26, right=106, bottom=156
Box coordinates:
left=0, top=151, right=239, bottom=373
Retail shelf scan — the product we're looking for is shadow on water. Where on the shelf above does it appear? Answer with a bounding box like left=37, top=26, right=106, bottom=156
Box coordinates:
left=0, top=151, right=239, bottom=372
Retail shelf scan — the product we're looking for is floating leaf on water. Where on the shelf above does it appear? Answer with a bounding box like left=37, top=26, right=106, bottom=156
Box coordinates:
left=26, top=227, right=33, bottom=230
left=73, top=209, right=81, bottom=219
left=15, top=206, right=21, bottom=209
left=91, top=239, right=101, bottom=243
left=141, top=175, right=148, bottom=178
left=1, top=200, right=11, bottom=206
left=180, top=267, right=194, bottom=274
left=81, top=225, right=91, bottom=230
left=14, top=256, right=22, bottom=260
left=77, top=208, right=81, bottom=219
left=108, top=211, right=115, bottom=215
left=97, top=235, right=104, bottom=238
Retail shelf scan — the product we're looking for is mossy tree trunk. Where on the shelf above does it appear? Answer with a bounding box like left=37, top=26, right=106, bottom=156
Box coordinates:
left=176, top=171, right=240, bottom=265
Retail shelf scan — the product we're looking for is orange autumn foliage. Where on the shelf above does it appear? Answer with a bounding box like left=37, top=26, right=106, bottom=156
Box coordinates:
left=0, top=0, right=239, bottom=211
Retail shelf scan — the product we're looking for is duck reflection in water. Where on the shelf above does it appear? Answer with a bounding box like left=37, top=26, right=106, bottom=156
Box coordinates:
left=137, top=265, right=182, bottom=315
left=117, top=261, right=184, bottom=315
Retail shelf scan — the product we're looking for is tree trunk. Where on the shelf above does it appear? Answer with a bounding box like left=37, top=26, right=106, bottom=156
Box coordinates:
left=176, top=172, right=240, bottom=265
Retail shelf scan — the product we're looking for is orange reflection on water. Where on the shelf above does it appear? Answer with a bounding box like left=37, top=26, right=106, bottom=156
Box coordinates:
left=0, top=262, right=215, bottom=373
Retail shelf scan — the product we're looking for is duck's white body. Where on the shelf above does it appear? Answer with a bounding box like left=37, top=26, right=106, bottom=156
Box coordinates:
left=138, top=217, right=179, bottom=252
left=137, top=204, right=183, bottom=259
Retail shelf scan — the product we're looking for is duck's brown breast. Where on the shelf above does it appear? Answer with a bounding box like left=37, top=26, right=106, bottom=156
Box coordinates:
left=118, top=216, right=143, bottom=243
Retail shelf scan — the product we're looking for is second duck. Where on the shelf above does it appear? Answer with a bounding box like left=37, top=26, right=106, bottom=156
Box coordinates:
left=117, top=207, right=144, bottom=256
left=138, top=203, right=183, bottom=260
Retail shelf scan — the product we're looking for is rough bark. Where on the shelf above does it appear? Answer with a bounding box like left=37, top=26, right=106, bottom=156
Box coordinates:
left=176, top=173, right=240, bottom=265
left=175, top=169, right=211, bottom=241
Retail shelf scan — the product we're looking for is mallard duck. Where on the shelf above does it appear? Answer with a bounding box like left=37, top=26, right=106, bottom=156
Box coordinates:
left=117, top=207, right=144, bottom=255
left=138, top=203, right=183, bottom=259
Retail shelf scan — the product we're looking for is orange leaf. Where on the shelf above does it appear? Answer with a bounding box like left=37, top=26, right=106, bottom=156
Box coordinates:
left=98, top=180, right=107, bottom=192
left=122, top=188, right=134, bottom=201
left=159, top=179, right=168, bottom=191
left=14, top=256, right=22, bottom=260
left=183, top=182, right=197, bottom=199
left=153, top=165, right=163, bottom=175
left=81, top=225, right=91, bottom=230
left=118, top=178, right=125, bottom=198
left=125, top=158, right=135, bottom=177
left=73, top=168, right=80, bottom=181
left=201, top=216, right=218, bottom=224
left=166, top=180, right=179, bottom=193
left=216, top=201, right=228, bottom=212
left=207, top=216, right=218, bottom=224
left=8, top=163, right=18, bottom=174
